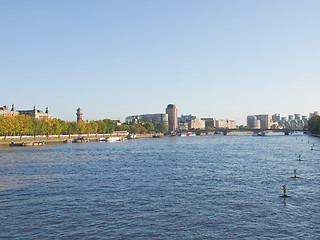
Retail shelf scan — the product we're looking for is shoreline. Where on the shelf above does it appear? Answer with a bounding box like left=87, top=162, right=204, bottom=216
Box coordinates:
left=0, top=133, right=157, bottom=146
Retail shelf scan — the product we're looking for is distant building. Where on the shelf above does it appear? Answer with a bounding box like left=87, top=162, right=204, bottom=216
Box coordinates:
left=228, top=120, right=237, bottom=129
left=126, top=113, right=168, bottom=127
left=76, top=108, right=83, bottom=122
left=187, top=119, right=205, bottom=130
left=166, top=104, right=178, bottom=132
left=216, top=120, right=228, bottom=128
left=178, top=122, right=189, bottom=131
left=0, top=104, right=19, bottom=117
left=18, top=106, right=52, bottom=119
left=294, top=114, right=301, bottom=121
left=1, top=104, right=51, bottom=119
left=309, top=111, right=319, bottom=118
left=247, top=115, right=261, bottom=129
left=201, top=118, right=216, bottom=128
left=216, top=119, right=237, bottom=129
left=272, top=114, right=280, bottom=123
left=255, top=114, right=272, bottom=129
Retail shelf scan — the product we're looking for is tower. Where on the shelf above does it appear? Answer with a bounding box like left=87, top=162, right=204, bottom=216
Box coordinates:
left=76, top=107, right=83, bottom=122
left=165, top=104, right=178, bottom=132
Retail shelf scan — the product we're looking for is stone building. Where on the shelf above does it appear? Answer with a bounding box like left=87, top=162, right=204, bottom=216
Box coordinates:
left=0, top=104, right=51, bottom=119
left=0, top=104, right=19, bottom=117
left=76, top=108, right=83, bottom=122
left=18, top=106, right=52, bottom=119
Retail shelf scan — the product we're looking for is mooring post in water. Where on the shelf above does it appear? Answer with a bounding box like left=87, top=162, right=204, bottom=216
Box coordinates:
left=282, top=185, right=287, bottom=197
left=299, top=154, right=301, bottom=161
left=294, top=169, right=297, bottom=178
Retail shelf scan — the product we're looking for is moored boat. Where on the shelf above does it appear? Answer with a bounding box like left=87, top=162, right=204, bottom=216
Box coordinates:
left=106, top=136, right=122, bottom=142
left=10, top=141, right=45, bottom=147
left=187, top=132, right=196, bottom=136
left=96, top=138, right=107, bottom=142
left=152, top=135, right=163, bottom=138
left=74, top=137, right=90, bottom=143
left=127, top=134, right=137, bottom=140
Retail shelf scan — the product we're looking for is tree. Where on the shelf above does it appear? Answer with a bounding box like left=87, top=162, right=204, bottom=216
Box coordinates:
left=144, top=122, right=154, bottom=133
left=103, top=119, right=115, bottom=133
left=51, top=118, right=62, bottom=135
left=308, top=115, right=320, bottom=134
left=88, top=121, right=98, bottom=133
left=115, top=124, right=130, bottom=132
left=155, top=123, right=168, bottom=133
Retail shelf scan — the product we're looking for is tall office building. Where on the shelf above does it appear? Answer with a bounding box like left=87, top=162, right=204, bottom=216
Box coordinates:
left=247, top=115, right=261, bottom=129
left=255, top=114, right=272, bottom=129
left=165, top=104, right=178, bottom=132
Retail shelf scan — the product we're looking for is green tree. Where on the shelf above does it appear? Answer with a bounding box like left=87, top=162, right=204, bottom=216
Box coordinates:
left=129, top=124, right=139, bottom=134
left=103, top=119, right=115, bottom=133
left=308, top=115, right=320, bottom=134
left=88, top=121, right=98, bottom=133
left=144, top=122, right=154, bottom=133
left=155, top=123, right=168, bottom=133
left=115, top=124, right=130, bottom=132
left=51, top=118, right=62, bottom=135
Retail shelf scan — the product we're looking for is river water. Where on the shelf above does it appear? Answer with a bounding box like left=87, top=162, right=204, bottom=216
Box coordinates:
left=0, top=133, right=319, bottom=239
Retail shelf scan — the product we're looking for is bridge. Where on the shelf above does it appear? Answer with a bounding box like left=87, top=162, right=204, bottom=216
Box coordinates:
left=187, top=128, right=307, bottom=136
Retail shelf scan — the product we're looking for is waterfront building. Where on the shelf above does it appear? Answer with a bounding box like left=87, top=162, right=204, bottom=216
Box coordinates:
left=216, top=119, right=237, bottom=129
left=179, top=114, right=197, bottom=123
left=216, top=120, right=228, bottom=128
left=178, top=122, right=189, bottom=131
left=19, top=106, right=52, bottom=119
left=228, top=120, right=237, bottom=129
left=309, top=111, right=319, bottom=118
left=187, top=119, right=205, bottom=130
left=125, top=114, right=168, bottom=127
left=201, top=118, right=216, bottom=128
left=255, top=114, right=272, bottom=129
left=247, top=115, right=261, bottom=129
left=0, top=104, right=19, bottom=117
left=251, top=112, right=312, bottom=130
left=272, top=114, right=280, bottom=123
left=294, top=114, right=301, bottom=121
left=76, top=108, right=83, bottom=122
left=166, top=104, right=178, bottom=132
left=0, top=104, right=51, bottom=119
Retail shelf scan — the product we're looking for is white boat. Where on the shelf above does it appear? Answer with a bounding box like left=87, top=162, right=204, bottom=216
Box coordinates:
left=179, top=133, right=187, bottom=137
left=127, top=134, right=137, bottom=140
left=106, top=136, right=122, bottom=142
left=187, top=132, right=196, bottom=136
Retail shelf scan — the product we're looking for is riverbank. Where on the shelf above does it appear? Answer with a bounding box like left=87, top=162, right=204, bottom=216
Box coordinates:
left=0, top=133, right=157, bottom=146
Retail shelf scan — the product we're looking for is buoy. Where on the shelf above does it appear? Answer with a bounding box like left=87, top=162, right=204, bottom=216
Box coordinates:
left=280, top=185, right=290, bottom=198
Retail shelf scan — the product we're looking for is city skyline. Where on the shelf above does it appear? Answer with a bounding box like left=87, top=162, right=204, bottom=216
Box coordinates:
left=1, top=1, right=319, bottom=125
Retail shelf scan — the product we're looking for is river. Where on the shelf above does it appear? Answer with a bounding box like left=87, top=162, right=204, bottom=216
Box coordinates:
left=0, top=133, right=319, bottom=239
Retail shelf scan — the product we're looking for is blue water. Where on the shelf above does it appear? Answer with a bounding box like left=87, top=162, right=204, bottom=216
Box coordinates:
left=1, top=134, right=320, bottom=239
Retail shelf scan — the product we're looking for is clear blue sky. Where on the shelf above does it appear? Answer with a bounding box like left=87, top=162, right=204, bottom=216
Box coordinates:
left=1, top=0, right=319, bottom=125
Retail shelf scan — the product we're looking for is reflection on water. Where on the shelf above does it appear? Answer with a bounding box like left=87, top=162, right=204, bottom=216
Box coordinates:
left=0, top=174, right=74, bottom=191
